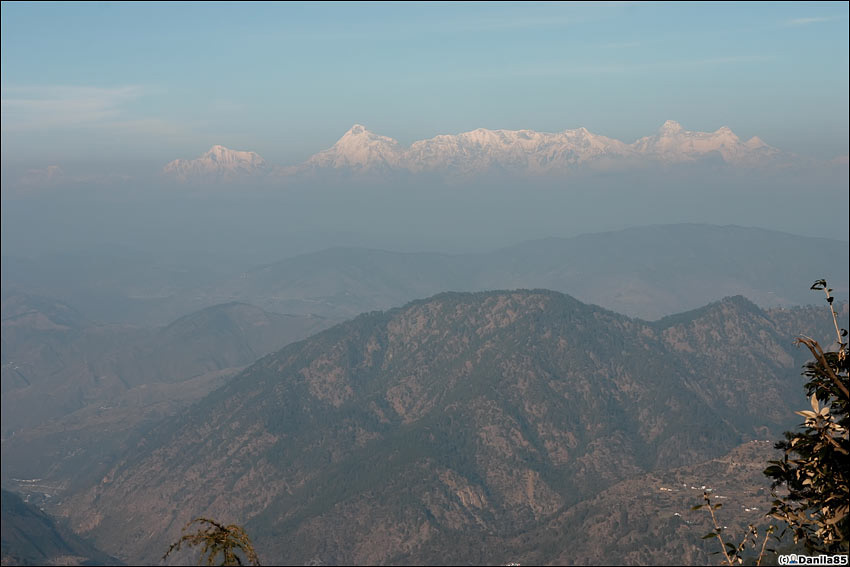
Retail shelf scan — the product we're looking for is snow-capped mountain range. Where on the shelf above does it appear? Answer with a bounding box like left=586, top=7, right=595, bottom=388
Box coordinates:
left=163, top=121, right=785, bottom=181
left=163, top=145, right=267, bottom=181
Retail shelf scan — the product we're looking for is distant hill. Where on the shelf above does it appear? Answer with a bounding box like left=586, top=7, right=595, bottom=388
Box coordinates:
left=0, top=251, right=222, bottom=326
left=1, top=488, right=117, bottom=566
left=1, top=293, right=333, bottom=435
left=4, top=224, right=846, bottom=325
left=195, top=224, right=849, bottom=320
left=56, top=289, right=843, bottom=565
left=1, top=293, right=335, bottom=487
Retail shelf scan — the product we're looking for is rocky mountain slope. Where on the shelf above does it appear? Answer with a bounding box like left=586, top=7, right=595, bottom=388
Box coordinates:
left=505, top=440, right=782, bottom=566
left=54, top=290, right=842, bottom=564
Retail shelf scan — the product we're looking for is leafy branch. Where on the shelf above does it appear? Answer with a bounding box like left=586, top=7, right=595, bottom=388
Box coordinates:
left=163, top=517, right=260, bottom=566
left=763, top=280, right=849, bottom=554
left=693, top=491, right=776, bottom=566
left=809, top=279, right=847, bottom=363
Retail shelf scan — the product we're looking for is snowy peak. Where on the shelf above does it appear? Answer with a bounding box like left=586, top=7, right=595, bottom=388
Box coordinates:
left=372, top=125, right=633, bottom=176
left=631, top=121, right=775, bottom=164
left=163, top=121, right=788, bottom=183
left=659, top=120, right=684, bottom=134
left=163, top=145, right=267, bottom=181
left=745, top=136, right=767, bottom=149
left=305, top=124, right=404, bottom=171
left=343, top=124, right=369, bottom=137
left=289, top=121, right=783, bottom=177
left=203, top=145, right=265, bottom=167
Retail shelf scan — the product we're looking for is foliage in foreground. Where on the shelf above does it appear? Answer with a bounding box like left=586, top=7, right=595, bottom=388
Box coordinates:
left=694, top=489, right=777, bottom=565
left=763, top=280, right=849, bottom=554
left=163, top=517, right=260, bottom=566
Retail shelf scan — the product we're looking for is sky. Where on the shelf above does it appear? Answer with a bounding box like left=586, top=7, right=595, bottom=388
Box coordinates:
left=1, top=1, right=849, bottom=172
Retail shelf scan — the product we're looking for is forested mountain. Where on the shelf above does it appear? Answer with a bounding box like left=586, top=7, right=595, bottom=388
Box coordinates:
left=52, top=290, right=843, bottom=565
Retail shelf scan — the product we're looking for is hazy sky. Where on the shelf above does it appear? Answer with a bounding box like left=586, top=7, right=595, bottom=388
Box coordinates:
left=1, top=1, right=849, bottom=171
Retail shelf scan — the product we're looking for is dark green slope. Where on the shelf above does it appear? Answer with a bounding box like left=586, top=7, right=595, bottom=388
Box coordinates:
left=1, top=488, right=118, bottom=566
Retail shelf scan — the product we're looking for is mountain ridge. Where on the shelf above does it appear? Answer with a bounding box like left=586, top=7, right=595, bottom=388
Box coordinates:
left=162, top=121, right=791, bottom=181
left=0, top=293, right=337, bottom=489
left=190, top=223, right=849, bottom=321
left=163, top=145, right=267, bottom=181
left=53, top=289, right=841, bottom=565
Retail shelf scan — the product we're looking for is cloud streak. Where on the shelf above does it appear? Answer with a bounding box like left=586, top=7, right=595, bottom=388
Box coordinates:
left=1, top=85, right=145, bottom=131
left=462, top=54, right=773, bottom=80
left=784, top=16, right=834, bottom=27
